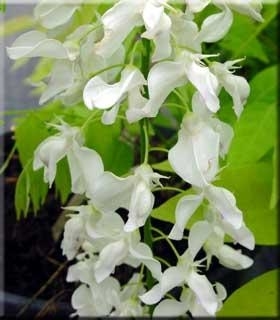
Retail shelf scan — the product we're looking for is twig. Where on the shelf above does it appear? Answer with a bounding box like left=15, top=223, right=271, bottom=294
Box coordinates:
left=16, top=260, right=68, bottom=318
left=51, top=194, right=85, bottom=242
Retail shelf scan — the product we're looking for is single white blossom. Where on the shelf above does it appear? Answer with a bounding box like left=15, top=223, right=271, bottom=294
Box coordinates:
left=153, top=283, right=226, bottom=317
left=88, top=164, right=166, bottom=232
left=6, top=30, right=77, bottom=60
left=34, top=0, right=83, bottom=29
left=140, top=249, right=219, bottom=315
left=95, top=0, right=172, bottom=61
left=211, top=59, right=250, bottom=117
left=110, top=273, right=149, bottom=316
left=33, top=120, right=104, bottom=194
left=83, top=65, right=146, bottom=124
left=186, top=0, right=263, bottom=22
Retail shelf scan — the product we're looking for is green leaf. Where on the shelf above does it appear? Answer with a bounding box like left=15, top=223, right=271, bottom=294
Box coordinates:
left=217, top=161, right=277, bottom=244
left=84, top=119, right=133, bottom=176
left=15, top=113, right=50, bottom=165
left=152, top=160, right=173, bottom=173
left=219, top=7, right=277, bottom=62
left=218, top=269, right=279, bottom=317
left=227, top=66, right=277, bottom=166
left=151, top=189, right=204, bottom=225
left=270, top=145, right=278, bottom=209
left=15, top=161, right=49, bottom=218
left=55, top=158, right=71, bottom=204
left=0, top=15, right=34, bottom=37
left=15, top=163, right=31, bottom=219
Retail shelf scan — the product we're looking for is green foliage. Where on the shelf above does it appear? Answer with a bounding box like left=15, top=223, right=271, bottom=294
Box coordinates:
left=14, top=102, right=71, bottom=217
left=218, top=269, right=279, bottom=317
left=151, top=160, right=173, bottom=173
left=0, top=15, right=34, bottom=37
left=216, top=161, right=277, bottom=244
left=15, top=160, right=49, bottom=219
left=219, top=5, right=277, bottom=62
left=227, top=66, right=277, bottom=165
left=84, top=119, right=133, bottom=176
left=152, top=189, right=204, bottom=227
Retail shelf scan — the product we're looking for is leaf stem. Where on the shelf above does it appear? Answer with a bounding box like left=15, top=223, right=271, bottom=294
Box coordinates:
left=149, top=147, right=169, bottom=153
left=152, top=186, right=185, bottom=193
left=0, top=143, right=16, bottom=175
left=152, top=226, right=180, bottom=260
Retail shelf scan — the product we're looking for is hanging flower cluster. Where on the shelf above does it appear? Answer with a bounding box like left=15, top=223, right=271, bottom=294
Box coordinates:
left=7, top=0, right=264, bottom=317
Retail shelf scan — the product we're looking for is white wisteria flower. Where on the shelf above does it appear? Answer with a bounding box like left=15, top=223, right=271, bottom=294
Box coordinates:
left=211, top=59, right=250, bottom=117
left=168, top=110, right=243, bottom=239
left=185, top=0, right=263, bottom=22
left=36, top=25, right=124, bottom=106
left=95, top=0, right=172, bottom=61
left=34, top=0, right=83, bottom=29
left=85, top=208, right=162, bottom=283
left=192, top=91, right=234, bottom=158
left=61, top=205, right=106, bottom=260
left=189, top=220, right=254, bottom=270
left=87, top=164, right=166, bottom=232
left=6, top=30, right=78, bottom=61
left=110, top=273, right=149, bottom=316
left=140, top=249, right=220, bottom=316
left=83, top=65, right=146, bottom=124
left=131, top=51, right=220, bottom=122
left=33, top=120, right=104, bottom=194
left=70, top=279, right=120, bottom=317
left=153, top=283, right=226, bottom=317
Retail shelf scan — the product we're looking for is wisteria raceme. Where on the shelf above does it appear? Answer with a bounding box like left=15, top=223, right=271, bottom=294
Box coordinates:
left=7, top=0, right=265, bottom=317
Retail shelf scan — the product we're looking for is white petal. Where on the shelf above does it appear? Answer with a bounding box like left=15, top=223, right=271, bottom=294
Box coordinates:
left=34, top=1, right=82, bottom=29
left=153, top=299, right=188, bottom=317
left=95, top=0, right=143, bottom=58
left=7, top=31, right=69, bottom=60
left=217, top=245, right=253, bottom=270
left=33, top=135, right=69, bottom=186
left=192, top=91, right=212, bottom=119
left=129, top=243, right=161, bottom=281
left=126, top=88, right=148, bottom=123
left=83, top=76, right=122, bottom=110
left=71, top=285, right=97, bottom=316
left=142, top=3, right=172, bottom=61
left=205, top=185, right=243, bottom=229
left=89, top=172, right=134, bottom=213
left=187, top=271, right=218, bottom=315
left=197, top=6, right=233, bottom=43
left=169, top=194, right=203, bottom=240
left=171, top=14, right=201, bottom=52
left=186, top=0, right=210, bottom=12
left=209, top=118, right=234, bottom=158
left=83, top=66, right=146, bottom=110
left=185, top=59, right=220, bottom=112
left=86, top=210, right=124, bottom=240
left=229, top=1, right=263, bottom=22
left=124, top=181, right=154, bottom=232
left=189, top=221, right=212, bottom=259
left=61, top=216, right=84, bottom=260
left=39, top=60, right=74, bottom=105
left=168, top=114, right=220, bottom=187
left=222, top=221, right=255, bottom=250
left=223, top=74, right=250, bottom=117
left=142, top=61, right=186, bottom=118
left=67, top=143, right=104, bottom=195
left=101, top=104, right=121, bottom=125
left=94, top=239, right=128, bottom=283
left=160, top=266, right=185, bottom=294
left=140, top=284, right=162, bottom=305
